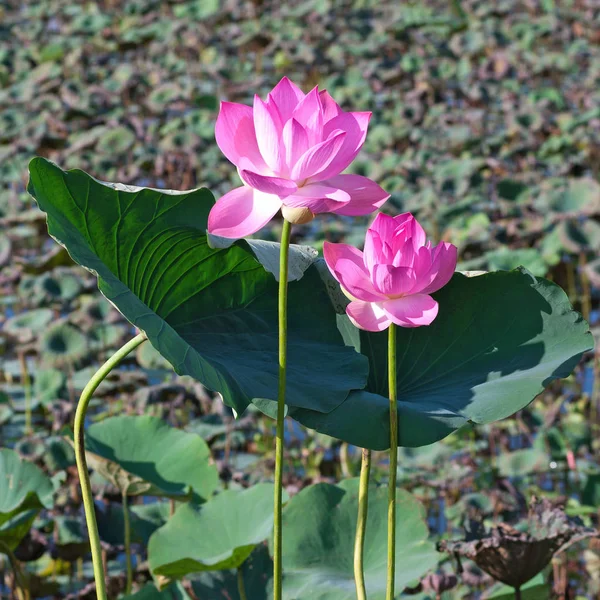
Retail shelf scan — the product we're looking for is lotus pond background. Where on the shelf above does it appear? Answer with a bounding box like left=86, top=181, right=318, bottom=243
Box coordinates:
left=2, top=0, right=600, bottom=598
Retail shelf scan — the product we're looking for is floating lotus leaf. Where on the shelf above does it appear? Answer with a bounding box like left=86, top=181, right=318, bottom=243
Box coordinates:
left=87, top=323, right=125, bottom=350
left=149, top=483, right=282, bottom=581
left=0, top=448, right=54, bottom=550
left=485, top=247, right=548, bottom=277
left=97, top=126, right=136, bottom=155
left=279, top=479, right=438, bottom=599
left=290, top=268, right=592, bottom=449
left=439, top=497, right=598, bottom=589
left=84, top=415, right=218, bottom=501
left=42, top=437, right=75, bottom=473
left=34, top=270, right=82, bottom=303
left=555, top=219, right=600, bottom=254
left=33, top=368, right=65, bottom=405
left=551, top=179, right=600, bottom=214
left=28, top=158, right=368, bottom=416
left=496, top=441, right=548, bottom=478
left=39, top=322, right=88, bottom=366
left=4, top=309, right=54, bottom=343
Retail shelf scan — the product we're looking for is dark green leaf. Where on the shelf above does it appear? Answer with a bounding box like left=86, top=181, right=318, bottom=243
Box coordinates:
left=27, top=158, right=367, bottom=416
left=291, top=269, right=592, bottom=449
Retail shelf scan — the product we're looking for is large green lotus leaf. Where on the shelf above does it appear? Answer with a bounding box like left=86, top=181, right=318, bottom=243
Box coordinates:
left=0, top=448, right=54, bottom=550
left=84, top=415, right=218, bottom=501
left=290, top=269, right=593, bottom=449
left=149, top=483, right=282, bottom=582
left=279, top=479, right=438, bottom=599
left=27, top=158, right=367, bottom=415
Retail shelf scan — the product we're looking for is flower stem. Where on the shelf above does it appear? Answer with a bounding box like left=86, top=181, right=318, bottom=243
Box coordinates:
left=273, top=218, right=292, bottom=600
left=237, top=566, right=248, bottom=600
left=18, top=351, right=32, bottom=435
left=354, top=448, right=371, bottom=600
left=74, top=333, right=147, bottom=600
left=386, top=323, right=398, bottom=600
left=122, top=490, right=133, bottom=595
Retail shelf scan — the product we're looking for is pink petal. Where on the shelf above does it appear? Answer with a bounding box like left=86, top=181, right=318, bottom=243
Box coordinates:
left=253, top=95, right=284, bottom=173
left=291, top=183, right=350, bottom=202
left=372, top=264, right=417, bottom=297
left=315, top=111, right=371, bottom=180
left=406, top=214, right=427, bottom=248
left=325, top=175, right=390, bottom=216
left=363, top=229, right=383, bottom=275
left=392, top=242, right=416, bottom=268
left=292, top=87, right=323, bottom=145
left=282, top=118, right=309, bottom=174
left=207, top=186, right=282, bottom=239
left=270, top=77, right=304, bottom=122
left=323, top=242, right=382, bottom=302
left=239, top=170, right=297, bottom=198
left=290, top=130, right=347, bottom=181
left=381, top=294, right=439, bottom=328
left=370, top=212, right=399, bottom=238
left=346, top=301, right=391, bottom=332
left=282, top=182, right=350, bottom=214
left=319, top=90, right=342, bottom=122
left=215, top=102, right=268, bottom=172
left=419, top=242, right=458, bottom=294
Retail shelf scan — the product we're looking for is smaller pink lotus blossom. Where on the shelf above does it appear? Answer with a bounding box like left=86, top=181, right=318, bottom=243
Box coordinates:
left=208, top=77, right=389, bottom=238
left=323, top=213, right=458, bottom=332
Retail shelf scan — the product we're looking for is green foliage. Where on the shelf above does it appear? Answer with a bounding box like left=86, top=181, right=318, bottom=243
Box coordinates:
left=0, top=448, right=53, bottom=550
left=149, top=484, right=281, bottom=581
left=279, top=479, right=438, bottom=599
left=291, top=269, right=593, bottom=448
left=28, top=159, right=368, bottom=416
left=85, top=415, right=218, bottom=501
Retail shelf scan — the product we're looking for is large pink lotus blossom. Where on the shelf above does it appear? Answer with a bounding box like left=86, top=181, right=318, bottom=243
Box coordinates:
left=208, top=77, right=389, bottom=238
left=323, top=213, right=458, bottom=332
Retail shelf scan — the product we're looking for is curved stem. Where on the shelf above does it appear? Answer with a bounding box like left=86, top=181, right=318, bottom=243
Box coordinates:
left=237, top=566, right=248, bottom=600
left=74, top=333, right=147, bottom=600
left=273, top=218, right=292, bottom=600
left=386, top=323, right=398, bottom=600
left=354, top=448, right=371, bottom=600
left=122, top=491, right=133, bottom=595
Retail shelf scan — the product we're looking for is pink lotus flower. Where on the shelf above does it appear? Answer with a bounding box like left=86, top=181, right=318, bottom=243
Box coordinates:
left=323, top=213, right=458, bottom=332
left=208, top=77, right=390, bottom=238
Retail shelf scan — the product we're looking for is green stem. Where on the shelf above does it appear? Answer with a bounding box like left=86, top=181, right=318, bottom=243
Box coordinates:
left=354, top=448, right=371, bottom=600
left=386, top=323, right=398, bottom=600
left=237, top=566, right=248, bottom=600
left=122, top=490, right=133, bottom=595
left=273, top=218, right=292, bottom=600
left=74, top=333, right=147, bottom=600
left=18, top=351, right=32, bottom=435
